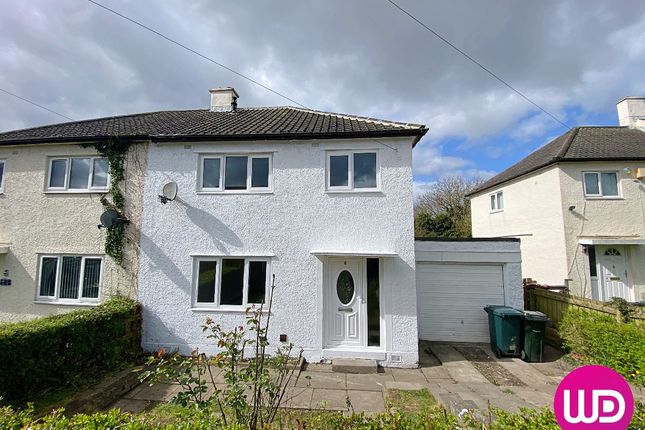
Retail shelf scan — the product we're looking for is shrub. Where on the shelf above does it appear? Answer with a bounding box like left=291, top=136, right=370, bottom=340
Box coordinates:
left=559, top=308, right=645, bottom=386
left=0, top=296, right=141, bottom=404
left=0, top=403, right=642, bottom=429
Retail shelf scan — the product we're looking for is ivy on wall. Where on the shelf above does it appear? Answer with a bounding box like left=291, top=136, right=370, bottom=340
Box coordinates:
left=82, top=138, right=130, bottom=265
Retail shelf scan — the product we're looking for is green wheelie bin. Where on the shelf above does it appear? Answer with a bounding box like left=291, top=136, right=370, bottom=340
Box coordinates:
left=521, top=311, right=549, bottom=362
left=484, top=305, right=523, bottom=358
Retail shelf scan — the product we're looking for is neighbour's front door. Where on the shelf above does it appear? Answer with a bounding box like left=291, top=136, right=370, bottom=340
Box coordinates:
left=597, top=246, right=630, bottom=301
left=327, top=258, right=364, bottom=347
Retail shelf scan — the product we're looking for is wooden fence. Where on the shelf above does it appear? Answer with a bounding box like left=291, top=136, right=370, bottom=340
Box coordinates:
left=526, top=288, right=644, bottom=345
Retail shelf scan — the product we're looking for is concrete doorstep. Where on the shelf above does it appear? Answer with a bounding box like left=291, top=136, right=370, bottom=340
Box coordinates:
left=331, top=359, right=378, bottom=374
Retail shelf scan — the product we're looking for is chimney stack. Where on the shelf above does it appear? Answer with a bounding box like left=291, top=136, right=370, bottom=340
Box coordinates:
left=617, top=96, right=645, bottom=131
left=209, top=87, right=239, bottom=112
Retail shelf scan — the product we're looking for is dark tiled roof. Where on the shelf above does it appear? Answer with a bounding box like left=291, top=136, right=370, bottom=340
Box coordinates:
left=469, top=126, right=645, bottom=196
left=0, top=106, right=427, bottom=146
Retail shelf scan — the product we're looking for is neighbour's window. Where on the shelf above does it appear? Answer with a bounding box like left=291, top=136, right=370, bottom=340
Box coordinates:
left=490, top=191, right=504, bottom=212
left=37, top=255, right=102, bottom=302
left=583, top=172, right=619, bottom=198
left=327, top=151, right=379, bottom=191
left=0, top=160, right=5, bottom=193
left=193, top=257, right=269, bottom=308
left=46, top=157, right=109, bottom=192
left=199, top=154, right=272, bottom=192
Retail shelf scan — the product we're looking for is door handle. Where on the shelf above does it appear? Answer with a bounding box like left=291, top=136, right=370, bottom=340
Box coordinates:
left=338, top=307, right=353, bottom=312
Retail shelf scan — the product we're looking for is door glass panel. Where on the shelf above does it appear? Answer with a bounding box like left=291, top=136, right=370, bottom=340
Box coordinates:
left=588, top=246, right=597, bottom=277
left=224, top=156, right=248, bottom=190
left=601, top=173, right=618, bottom=196
left=220, top=259, right=244, bottom=305
left=336, top=270, right=355, bottom=305
left=353, top=153, right=376, bottom=188
left=329, top=155, right=349, bottom=187
left=367, top=258, right=380, bottom=347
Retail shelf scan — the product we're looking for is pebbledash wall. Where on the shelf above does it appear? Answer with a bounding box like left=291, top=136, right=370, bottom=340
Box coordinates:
left=0, top=143, right=147, bottom=321
left=137, top=136, right=419, bottom=367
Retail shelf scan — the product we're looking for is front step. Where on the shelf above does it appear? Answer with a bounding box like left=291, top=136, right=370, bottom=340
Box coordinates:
left=332, top=358, right=378, bottom=374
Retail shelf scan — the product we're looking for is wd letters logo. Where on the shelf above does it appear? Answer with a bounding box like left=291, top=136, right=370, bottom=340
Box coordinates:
left=554, top=366, right=634, bottom=429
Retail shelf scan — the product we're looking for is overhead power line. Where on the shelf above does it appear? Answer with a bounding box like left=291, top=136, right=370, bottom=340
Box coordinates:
left=385, top=0, right=570, bottom=130
left=86, top=0, right=306, bottom=109
left=0, top=87, right=74, bottom=121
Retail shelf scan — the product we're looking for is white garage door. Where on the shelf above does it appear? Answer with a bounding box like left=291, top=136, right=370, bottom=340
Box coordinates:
left=416, top=263, right=505, bottom=343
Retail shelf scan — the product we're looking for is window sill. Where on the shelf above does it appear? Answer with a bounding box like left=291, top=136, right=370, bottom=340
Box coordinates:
left=43, top=190, right=108, bottom=195
left=490, top=209, right=504, bottom=214
left=196, top=190, right=274, bottom=195
left=584, top=196, right=624, bottom=201
left=192, top=306, right=267, bottom=313
left=325, top=189, right=383, bottom=195
left=34, top=300, right=100, bottom=307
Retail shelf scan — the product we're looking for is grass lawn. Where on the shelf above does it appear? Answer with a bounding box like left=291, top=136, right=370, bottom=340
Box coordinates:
left=385, top=388, right=437, bottom=414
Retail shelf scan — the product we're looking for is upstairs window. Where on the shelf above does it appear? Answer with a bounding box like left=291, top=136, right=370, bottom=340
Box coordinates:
left=46, top=157, right=109, bottom=192
left=583, top=172, right=619, bottom=198
left=490, top=191, right=504, bottom=212
left=327, top=151, right=379, bottom=191
left=193, top=257, right=269, bottom=308
left=0, top=160, right=5, bottom=193
left=37, top=255, right=103, bottom=303
left=200, top=154, right=272, bottom=192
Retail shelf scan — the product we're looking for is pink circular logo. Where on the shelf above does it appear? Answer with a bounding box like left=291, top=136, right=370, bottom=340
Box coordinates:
left=554, top=365, right=634, bottom=429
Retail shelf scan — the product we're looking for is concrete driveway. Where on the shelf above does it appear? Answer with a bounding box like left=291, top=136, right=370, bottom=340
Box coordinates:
left=112, top=341, right=577, bottom=415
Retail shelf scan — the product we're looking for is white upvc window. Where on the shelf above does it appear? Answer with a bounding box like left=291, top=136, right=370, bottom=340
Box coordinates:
left=198, top=154, right=272, bottom=193
left=46, top=156, right=110, bottom=192
left=192, top=257, right=270, bottom=309
left=326, top=150, right=379, bottom=191
left=583, top=171, right=619, bottom=198
left=490, top=191, right=504, bottom=212
left=0, top=160, right=5, bottom=193
left=36, top=255, right=103, bottom=304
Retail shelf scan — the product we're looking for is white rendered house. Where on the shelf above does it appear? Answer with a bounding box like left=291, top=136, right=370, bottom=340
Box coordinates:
left=137, top=88, right=427, bottom=367
left=469, top=97, right=645, bottom=302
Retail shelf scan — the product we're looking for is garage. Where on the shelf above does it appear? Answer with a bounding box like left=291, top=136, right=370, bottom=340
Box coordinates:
left=415, top=238, right=523, bottom=343
left=417, top=263, right=504, bottom=342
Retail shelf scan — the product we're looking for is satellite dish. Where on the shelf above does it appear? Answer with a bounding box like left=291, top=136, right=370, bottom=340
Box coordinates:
left=158, top=182, right=178, bottom=204
left=99, top=209, right=121, bottom=230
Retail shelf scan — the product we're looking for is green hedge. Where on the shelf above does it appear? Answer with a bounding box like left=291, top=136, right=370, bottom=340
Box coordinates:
left=559, top=307, right=645, bottom=386
left=0, top=296, right=141, bottom=403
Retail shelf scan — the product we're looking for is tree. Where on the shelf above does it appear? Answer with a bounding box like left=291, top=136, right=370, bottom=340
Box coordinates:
left=414, top=175, right=485, bottom=238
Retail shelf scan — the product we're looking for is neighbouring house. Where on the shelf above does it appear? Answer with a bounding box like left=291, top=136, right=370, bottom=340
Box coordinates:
left=0, top=87, right=525, bottom=367
left=469, top=97, right=645, bottom=303
left=0, top=127, right=146, bottom=321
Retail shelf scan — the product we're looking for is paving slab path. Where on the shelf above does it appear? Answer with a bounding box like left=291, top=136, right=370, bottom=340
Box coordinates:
left=109, top=342, right=571, bottom=415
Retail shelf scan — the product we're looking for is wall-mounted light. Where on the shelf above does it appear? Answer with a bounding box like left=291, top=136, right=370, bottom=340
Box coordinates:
left=568, top=205, right=576, bottom=212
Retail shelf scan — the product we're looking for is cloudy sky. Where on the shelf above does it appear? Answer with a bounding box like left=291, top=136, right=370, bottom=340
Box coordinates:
left=2, top=0, right=645, bottom=192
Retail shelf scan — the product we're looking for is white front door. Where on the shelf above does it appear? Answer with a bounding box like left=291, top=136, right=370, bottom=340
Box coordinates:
left=597, top=246, right=631, bottom=301
left=326, top=258, right=364, bottom=347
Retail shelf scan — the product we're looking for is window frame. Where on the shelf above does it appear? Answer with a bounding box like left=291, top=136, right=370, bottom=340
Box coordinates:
left=45, top=156, right=110, bottom=193
left=0, top=159, right=5, bottom=193
left=35, top=254, right=104, bottom=304
left=192, top=257, right=271, bottom=310
left=489, top=190, right=504, bottom=213
left=326, top=150, right=380, bottom=192
left=582, top=171, right=620, bottom=198
left=198, top=153, right=273, bottom=193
